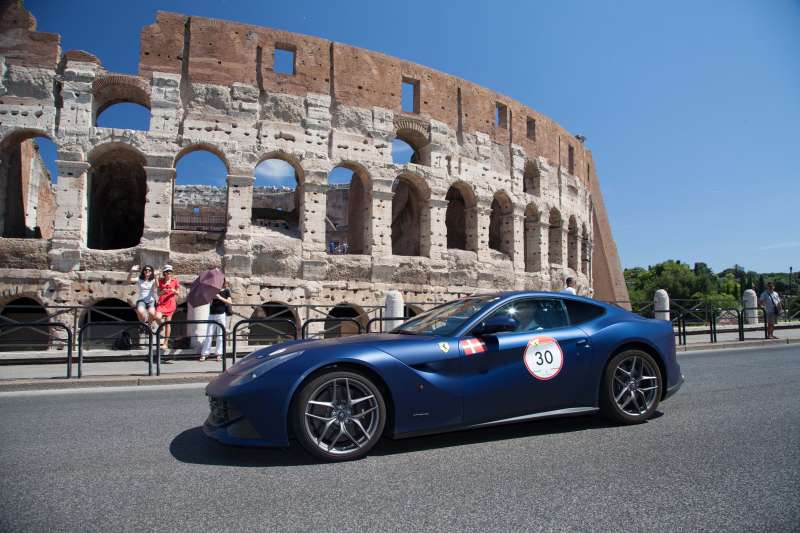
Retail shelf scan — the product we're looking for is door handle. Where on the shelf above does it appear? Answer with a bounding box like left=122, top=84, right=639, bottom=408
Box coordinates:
left=576, top=338, right=591, bottom=348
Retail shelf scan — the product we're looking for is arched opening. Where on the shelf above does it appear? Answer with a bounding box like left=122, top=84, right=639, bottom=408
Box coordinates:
left=488, top=192, right=514, bottom=259
left=173, top=147, right=228, bottom=233
left=392, top=128, right=429, bottom=166
left=79, top=298, right=139, bottom=349
left=524, top=204, right=542, bottom=273
left=252, top=156, right=301, bottom=236
left=523, top=160, right=540, bottom=195
left=0, top=132, right=57, bottom=238
left=445, top=182, right=477, bottom=252
left=87, top=144, right=146, bottom=250
left=0, top=297, right=49, bottom=351
left=548, top=208, right=563, bottom=266
left=391, top=174, right=429, bottom=257
left=248, top=302, right=299, bottom=345
left=581, top=224, right=590, bottom=275
left=324, top=303, right=366, bottom=339
left=405, top=304, right=423, bottom=318
left=568, top=216, right=579, bottom=271
left=326, top=164, right=371, bottom=255
left=92, top=74, right=151, bottom=131
left=95, top=102, right=151, bottom=131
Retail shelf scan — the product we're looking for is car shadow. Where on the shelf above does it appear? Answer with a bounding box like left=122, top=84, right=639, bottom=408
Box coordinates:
left=170, top=411, right=663, bottom=468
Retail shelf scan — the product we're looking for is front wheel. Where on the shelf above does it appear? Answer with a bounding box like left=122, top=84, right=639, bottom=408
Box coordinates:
left=600, top=350, right=662, bottom=424
left=293, top=370, right=386, bottom=461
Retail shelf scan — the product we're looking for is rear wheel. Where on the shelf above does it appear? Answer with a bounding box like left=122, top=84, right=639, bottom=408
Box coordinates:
left=600, top=350, right=662, bottom=424
left=292, top=370, right=386, bottom=461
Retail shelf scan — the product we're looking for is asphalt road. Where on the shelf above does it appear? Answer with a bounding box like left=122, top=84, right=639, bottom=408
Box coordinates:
left=1, top=345, right=799, bottom=532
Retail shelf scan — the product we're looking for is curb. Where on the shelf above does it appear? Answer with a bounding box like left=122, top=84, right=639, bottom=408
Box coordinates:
left=678, top=337, right=800, bottom=353
left=0, top=372, right=218, bottom=392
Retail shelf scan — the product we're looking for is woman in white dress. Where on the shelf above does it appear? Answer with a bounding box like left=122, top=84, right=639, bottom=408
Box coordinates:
left=128, top=264, right=158, bottom=325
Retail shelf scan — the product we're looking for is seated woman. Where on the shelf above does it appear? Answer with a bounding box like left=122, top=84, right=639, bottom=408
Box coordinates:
left=127, top=264, right=157, bottom=326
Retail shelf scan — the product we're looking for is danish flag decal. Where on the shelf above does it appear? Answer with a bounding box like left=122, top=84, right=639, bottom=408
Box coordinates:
left=459, top=337, right=487, bottom=356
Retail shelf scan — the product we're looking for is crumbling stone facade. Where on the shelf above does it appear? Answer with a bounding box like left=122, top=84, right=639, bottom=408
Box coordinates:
left=0, top=1, right=629, bottom=324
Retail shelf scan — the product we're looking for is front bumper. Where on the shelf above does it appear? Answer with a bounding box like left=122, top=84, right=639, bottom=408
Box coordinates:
left=203, top=395, right=284, bottom=448
left=663, top=373, right=685, bottom=401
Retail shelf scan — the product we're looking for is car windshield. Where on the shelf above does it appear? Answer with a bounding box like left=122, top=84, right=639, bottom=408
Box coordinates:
left=393, top=295, right=499, bottom=336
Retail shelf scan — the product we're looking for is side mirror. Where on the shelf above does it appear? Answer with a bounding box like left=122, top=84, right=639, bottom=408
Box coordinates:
left=473, top=315, right=519, bottom=337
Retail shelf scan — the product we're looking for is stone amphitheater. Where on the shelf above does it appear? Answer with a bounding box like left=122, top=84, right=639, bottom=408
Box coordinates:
left=0, top=0, right=628, bottom=333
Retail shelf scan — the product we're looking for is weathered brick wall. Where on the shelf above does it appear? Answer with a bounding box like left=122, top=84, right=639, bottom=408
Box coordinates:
left=0, top=1, right=629, bottom=317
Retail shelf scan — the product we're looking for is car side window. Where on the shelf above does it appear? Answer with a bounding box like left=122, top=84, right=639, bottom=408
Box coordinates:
left=564, top=299, right=605, bottom=325
left=484, top=298, right=570, bottom=333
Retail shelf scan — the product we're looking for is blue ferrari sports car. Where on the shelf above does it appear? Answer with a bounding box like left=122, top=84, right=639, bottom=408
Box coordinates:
left=204, top=292, right=684, bottom=461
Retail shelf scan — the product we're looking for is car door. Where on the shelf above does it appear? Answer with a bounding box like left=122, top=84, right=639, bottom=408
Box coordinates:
left=460, top=297, right=593, bottom=425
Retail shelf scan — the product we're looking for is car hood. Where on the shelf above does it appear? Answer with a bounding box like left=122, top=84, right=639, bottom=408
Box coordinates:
left=227, top=333, right=442, bottom=375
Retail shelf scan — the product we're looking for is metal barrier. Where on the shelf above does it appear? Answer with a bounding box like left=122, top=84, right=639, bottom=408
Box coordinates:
left=77, top=321, right=153, bottom=378
left=301, top=318, right=363, bottom=339
left=740, top=307, right=768, bottom=340
left=230, top=318, right=298, bottom=362
left=0, top=323, right=73, bottom=378
left=155, top=319, right=226, bottom=376
left=710, top=308, right=742, bottom=343
left=366, top=316, right=406, bottom=333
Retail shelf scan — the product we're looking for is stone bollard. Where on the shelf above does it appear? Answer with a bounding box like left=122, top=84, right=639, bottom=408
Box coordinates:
left=654, top=289, right=670, bottom=321
left=743, top=289, right=758, bottom=324
left=187, top=302, right=210, bottom=349
left=384, top=291, right=404, bottom=332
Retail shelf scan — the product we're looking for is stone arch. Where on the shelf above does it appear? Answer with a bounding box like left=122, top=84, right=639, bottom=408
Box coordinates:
left=92, top=74, right=151, bottom=128
left=445, top=181, right=478, bottom=252
left=488, top=191, right=514, bottom=259
left=326, top=162, right=372, bottom=255
left=324, top=302, right=367, bottom=338
left=391, top=172, right=430, bottom=257
left=172, top=145, right=229, bottom=232
left=248, top=301, right=300, bottom=344
left=567, top=215, right=579, bottom=271
left=79, top=298, right=139, bottom=349
left=0, top=296, right=49, bottom=351
left=405, top=304, right=424, bottom=318
left=86, top=143, right=147, bottom=250
left=523, top=160, right=541, bottom=195
left=0, top=129, right=56, bottom=238
left=523, top=203, right=543, bottom=273
left=581, top=223, right=590, bottom=275
left=548, top=208, right=563, bottom=266
left=393, top=117, right=431, bottom=165
left=252, top=151, right=304, bottom=235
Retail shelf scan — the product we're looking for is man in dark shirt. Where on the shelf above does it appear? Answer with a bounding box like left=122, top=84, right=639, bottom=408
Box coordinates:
left=201, top=280, right=233, bottom=361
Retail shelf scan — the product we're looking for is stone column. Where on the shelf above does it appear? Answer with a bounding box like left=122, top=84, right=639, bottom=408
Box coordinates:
left=511, top=204, right=525, bottom=271
left=370, top=179, right=394, bottom=256
left=223, top=173, right=254, bottom=275
left=48, top=158, right=89, bottom=272
left=476, top=197, right=493, bottom=263
left=141, top=166, right=174, bottom=251
left=428, top=196, right=448, bottom=260
left=524, top=216, right=546, bottom=273
left=300, top=170, right=327, bottom=254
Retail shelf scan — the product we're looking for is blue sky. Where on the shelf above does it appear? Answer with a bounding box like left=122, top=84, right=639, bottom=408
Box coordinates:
left=27, top=0, right=799, bottom=273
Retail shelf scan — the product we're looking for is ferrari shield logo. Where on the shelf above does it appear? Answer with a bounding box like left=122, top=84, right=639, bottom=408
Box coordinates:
left=438, top=342, right=450, bottom=353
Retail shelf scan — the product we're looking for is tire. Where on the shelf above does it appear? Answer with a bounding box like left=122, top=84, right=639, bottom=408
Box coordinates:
left=600, top=349, right=663, bottom=424
left=292, top=369, right=386, bottom=462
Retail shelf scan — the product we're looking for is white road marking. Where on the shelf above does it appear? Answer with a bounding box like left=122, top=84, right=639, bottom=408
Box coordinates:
left=0, top=382, right=208, bottom=398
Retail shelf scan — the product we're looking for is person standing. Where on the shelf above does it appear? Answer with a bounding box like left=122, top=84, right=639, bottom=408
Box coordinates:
left=155, top=265, right=179, bottom=348
left=128, top=264, right=157, bottom=326
left=561, top=277, right=577, bottom=295
left=759, top=281, right=782, bottom=339
left=200, top=279, right=232, bottom=361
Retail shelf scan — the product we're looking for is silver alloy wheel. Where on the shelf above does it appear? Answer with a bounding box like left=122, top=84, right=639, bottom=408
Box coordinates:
left=612, top=355, right=659, bottom=416
left=303, top=376, right=380, bottom=455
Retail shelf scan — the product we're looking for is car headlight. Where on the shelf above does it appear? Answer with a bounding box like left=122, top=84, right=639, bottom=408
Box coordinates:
left=229, top=350, right=305, bottom=387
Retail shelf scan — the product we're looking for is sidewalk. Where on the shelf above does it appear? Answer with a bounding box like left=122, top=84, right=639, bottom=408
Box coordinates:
left=1, top=337, right=798, bottom=392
